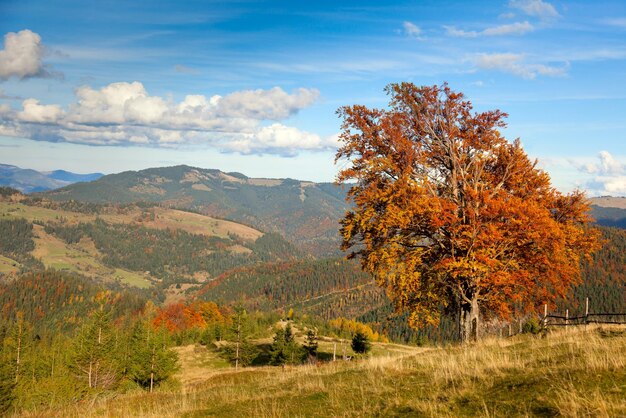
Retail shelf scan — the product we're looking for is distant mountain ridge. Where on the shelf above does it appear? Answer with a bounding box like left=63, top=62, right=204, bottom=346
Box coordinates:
left=38, top=165, right=626, bottom=254
left=589, top=196, right=626, bottom=229
left=41, top=165, right=348, bottom=256
left=0, top=163, right=103, bottom=193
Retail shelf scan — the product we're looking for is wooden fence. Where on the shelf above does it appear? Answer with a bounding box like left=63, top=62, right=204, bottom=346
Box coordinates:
left=543, top=298, right=626, bottom=328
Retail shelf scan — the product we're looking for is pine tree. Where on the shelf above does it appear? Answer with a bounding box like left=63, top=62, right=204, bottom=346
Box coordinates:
left=0, top=358, right=15, bottom=416
left=304, top=329, right=318, bottom=359
left=351, top=332, right=371, bottom=355
left=128, top=322, right=178, bottom=392
left=71, top=309, right=118, bottom=389
left=3, top=313, right=32, bottom=384
left=229, top=304, right=252, bottom=370
left=270, top=324, right=304, bottom=365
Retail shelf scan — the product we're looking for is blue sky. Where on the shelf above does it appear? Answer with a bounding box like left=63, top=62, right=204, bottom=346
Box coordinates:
left=0, top=0, right=625, bottom=195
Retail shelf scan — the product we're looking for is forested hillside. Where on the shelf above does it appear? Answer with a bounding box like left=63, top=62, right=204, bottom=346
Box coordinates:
left=41, top=165, right=347, bottom=256
left=197, top=258, right=385, bottom=319
left=590, top=205, right=626, bottom=229
left=0, top=196, right=299, bottom=295
left=0, top=270, right=146, bottom=333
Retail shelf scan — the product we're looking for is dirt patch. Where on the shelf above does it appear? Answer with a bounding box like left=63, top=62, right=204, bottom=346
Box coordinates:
left=589, top=196, right=626, bottom=209
left=247, top=178, right=283, bottom=187
left=191, top=183, right=212, bottom=192
left=219, top=172, right=246, bottom=184
left=183, top=170, right=209, bottom=183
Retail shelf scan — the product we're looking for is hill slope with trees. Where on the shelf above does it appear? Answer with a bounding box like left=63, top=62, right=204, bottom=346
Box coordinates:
left=40, top=165, right=347, bottom=256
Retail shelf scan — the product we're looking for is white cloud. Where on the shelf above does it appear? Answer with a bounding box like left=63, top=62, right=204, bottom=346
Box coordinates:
left=572, top=151, right=626, bottom=196
left=224, top=123, right=337, bottom=156
left=0, top=81, right=332, bottom=156
left=475, top=53, right=568, bottom=79
left=403, top=21, right=423, bottom=39
left=17, top=99, right=64, bottom=123
left=217, top=87, right=319, bottom=120
left=446, top=21, right=533, bottom=38
left=578, top=151, right=624, bottom=176
left=483, top=21, right=534, bottom=36
left=444, top=26, right=478, bottom=38
left=509, top=0, right=560, bottom=20
left=0, top=30, right=59, bottom=81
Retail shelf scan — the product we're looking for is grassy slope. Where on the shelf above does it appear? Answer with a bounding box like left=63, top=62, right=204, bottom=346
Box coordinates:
left=29, top=326, right=626, bottom=418
left=0, top=202, right=262, bottom=240
left=0, top=254, right=21, bottom=274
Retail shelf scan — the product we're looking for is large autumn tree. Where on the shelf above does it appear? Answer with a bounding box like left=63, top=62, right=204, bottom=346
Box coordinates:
left=336, top=83, right=599, bottom=343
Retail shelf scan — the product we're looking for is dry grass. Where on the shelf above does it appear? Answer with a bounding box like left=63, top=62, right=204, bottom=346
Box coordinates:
left=0, top=254, right=21, bottom=274
left=0, top=201, right=263, bottom=242
left=16, top=326, right=626, bottom=417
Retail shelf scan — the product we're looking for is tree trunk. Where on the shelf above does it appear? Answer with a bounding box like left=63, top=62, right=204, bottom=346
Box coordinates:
left=235, top=316, right=241, bottom=370
left=150, top=346, right=155, bottom=393
left=460, top=295, right=480, bottom=343
left=15, top=326, right=21, bottom=383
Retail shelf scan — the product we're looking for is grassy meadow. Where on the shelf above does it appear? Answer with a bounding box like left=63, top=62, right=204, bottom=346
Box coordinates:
left=17, top=326, right=626, bottom=418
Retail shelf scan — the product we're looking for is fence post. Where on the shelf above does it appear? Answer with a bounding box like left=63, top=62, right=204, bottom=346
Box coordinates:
left=565, top=309, right=569, bottom=331
left=585, top=297, right=589, bottom=328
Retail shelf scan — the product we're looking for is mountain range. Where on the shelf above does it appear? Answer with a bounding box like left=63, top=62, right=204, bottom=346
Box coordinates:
left=40, top=165, right=348, bottom=256
left=2, top=163, right=625, bottom=254
left=0, top=163, right=103, bottom=193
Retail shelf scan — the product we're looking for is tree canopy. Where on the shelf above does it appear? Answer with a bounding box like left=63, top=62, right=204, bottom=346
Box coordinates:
left=336, top=82, right=600, bottom=342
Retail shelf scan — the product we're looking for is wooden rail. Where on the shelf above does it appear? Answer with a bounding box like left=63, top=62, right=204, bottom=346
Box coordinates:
left=542, top=298, right=626, bottom=328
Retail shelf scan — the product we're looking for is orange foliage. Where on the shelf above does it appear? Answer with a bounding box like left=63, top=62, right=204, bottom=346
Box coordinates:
left=336, top=83, right=600, bottom=342
left=152, top=301, right=230, bottom=333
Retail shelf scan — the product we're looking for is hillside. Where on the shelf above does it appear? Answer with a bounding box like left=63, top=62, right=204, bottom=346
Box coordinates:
left=0, top=195, right=299, bottom=295
left=193, top=226, right=626, bottom=344
left=0, top=269, right=147, bottom=333
left=41, top=165, right=348, bottom=256
left=589, top=196, right=626, bottom=229
left=23, top=327, right=626, bottom=417
left=0, top=164, right=103, bottom=193
left=196, top=258, right=386, bottom=320
left=589, top=196, right=626, bottom=209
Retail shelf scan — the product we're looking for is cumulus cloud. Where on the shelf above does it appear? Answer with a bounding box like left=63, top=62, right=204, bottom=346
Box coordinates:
left=445, top=21, right=534, bottom=38
left=402, top=22, right=423, bottom=39
left=572, top=151, right=626, bottom=196
left=475, top=53, right=568, bottom=79
left=217, top=87, right=319, bottom=120
left=18, top=99, right=65, bottom=123
left=0, top=30, right=60, bottom=81
left=224, top=123, right=338, bottom=156
left=509, top=0, right=560, bottom=20
left=0, top=81, right=332, bottom=155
